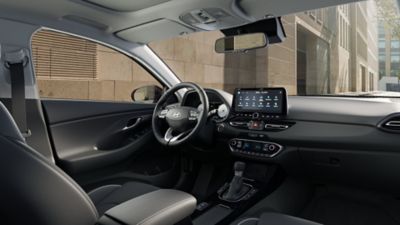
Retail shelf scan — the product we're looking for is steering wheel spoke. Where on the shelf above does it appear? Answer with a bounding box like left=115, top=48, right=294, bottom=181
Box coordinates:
left=164, top=128, right=192, bottom=144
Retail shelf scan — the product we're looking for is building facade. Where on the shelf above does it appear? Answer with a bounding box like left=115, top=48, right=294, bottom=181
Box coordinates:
left=378, top=0, right=400, bottom=92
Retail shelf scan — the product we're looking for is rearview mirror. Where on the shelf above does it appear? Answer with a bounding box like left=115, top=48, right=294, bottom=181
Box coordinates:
left=215, top=33, right=268, bottom=53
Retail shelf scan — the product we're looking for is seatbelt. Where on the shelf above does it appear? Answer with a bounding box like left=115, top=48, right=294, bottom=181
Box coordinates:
left=5, top=49, right=31, bottom=138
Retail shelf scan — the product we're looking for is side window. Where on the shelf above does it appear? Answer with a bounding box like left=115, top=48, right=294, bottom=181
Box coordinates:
left=31, top=30, right=162, bottom=103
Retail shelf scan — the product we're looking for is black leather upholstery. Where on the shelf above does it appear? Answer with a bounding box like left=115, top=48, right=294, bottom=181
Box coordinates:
left=89, top=182, right=159, bottom=215
left=232, top=212, right=322, bottom=225
left=0, top=101, right=160, bottom=224
left=99, top=189, right=197, bottom=225
left=0, top=103, right=98, bottom=225
left=0, top=102, right=25, bottom=142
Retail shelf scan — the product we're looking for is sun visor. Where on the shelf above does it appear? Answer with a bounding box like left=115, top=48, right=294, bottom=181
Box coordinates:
left=83, top=0, right=170, bottom=12
left=116, top=19, right=194, bottom=44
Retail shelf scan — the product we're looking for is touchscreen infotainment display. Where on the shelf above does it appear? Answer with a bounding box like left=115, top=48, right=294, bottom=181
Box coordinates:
left=233, top=88, right=287, bottom=115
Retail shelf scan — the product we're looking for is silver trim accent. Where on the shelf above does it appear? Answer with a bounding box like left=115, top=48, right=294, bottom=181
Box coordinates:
left=164, top=128, right=189, bottom=143
left=229, top=121, right=248, bottom=127
left=385, top=121, right=400, bottom=127
left=237, top=218, right=260, bottom=225
left=265, top=123, right=289, bottom=130
left=229, top=121, right=290, bottom=130
left=122, top=118, right=142, bottom=131
left=229, top=138, right=283, bottom=158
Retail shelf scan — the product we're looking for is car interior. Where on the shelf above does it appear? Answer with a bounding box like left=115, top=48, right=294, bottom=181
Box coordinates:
left=1, top=0, right=400, bottom=225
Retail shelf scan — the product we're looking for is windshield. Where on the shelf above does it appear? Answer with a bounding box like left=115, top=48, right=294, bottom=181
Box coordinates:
left=149, top=0, right=400, bottom=97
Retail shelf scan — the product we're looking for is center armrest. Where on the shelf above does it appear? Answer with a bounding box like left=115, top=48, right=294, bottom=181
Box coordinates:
left=98, top=189, right=197, bottom=225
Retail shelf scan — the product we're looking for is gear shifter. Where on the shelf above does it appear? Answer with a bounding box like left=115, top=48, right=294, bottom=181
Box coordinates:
left=221, top=162, right=250, bottom=201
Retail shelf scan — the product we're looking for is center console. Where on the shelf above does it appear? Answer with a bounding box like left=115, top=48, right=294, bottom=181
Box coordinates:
left=192, top=162, right=282, bottom=225
left=191, top=88, right=291, bottom=225
left=224, top=87, right=292, bottom=158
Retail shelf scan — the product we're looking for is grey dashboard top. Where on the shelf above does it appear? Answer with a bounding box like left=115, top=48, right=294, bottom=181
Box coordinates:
left=286, top=96, right=400, bottom=126
left=209, top=89, right=400, bottom=126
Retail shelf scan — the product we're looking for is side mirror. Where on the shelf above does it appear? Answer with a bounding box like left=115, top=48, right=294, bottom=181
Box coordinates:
left=215, top=33, right=268, bottom=53
left=131, top=85, right=163, bottom=103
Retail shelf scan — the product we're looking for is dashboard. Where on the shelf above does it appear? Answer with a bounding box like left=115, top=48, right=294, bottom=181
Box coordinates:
left=182, top=86, right=400, bottom=194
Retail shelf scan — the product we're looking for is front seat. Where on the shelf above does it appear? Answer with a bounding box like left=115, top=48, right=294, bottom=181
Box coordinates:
left=0, top=102, right=159, bottom=224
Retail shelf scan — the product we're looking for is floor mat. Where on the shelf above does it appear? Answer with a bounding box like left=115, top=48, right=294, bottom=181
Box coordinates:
left=301, top=186, right=400, bottom=225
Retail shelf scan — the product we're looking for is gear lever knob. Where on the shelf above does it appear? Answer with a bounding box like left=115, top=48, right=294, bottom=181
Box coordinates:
left=234, top=161, right=246, bottom=177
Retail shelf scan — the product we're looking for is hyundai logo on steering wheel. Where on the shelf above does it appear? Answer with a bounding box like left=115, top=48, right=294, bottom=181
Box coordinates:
left=172, top=111, right=181, bottom=119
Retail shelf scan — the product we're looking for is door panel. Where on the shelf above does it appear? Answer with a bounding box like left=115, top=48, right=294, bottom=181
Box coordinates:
left=43, top=99, right=156, bottom=124
left=42, top=100, right=162, bottom=174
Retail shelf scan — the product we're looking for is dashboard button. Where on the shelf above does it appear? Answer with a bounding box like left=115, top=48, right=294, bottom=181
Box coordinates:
left=252, top=112, right=259, bottom=119
left=237, top=140, right=243, bottom=148
left=248, top=133, right=258, bottom=138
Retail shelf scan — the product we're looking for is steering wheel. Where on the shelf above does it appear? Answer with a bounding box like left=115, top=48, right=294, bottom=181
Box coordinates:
left=152, top=82, right=209, bottom=146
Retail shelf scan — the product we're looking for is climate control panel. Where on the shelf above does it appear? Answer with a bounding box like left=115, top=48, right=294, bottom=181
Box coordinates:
left=229, top=138, right=283, bottom=157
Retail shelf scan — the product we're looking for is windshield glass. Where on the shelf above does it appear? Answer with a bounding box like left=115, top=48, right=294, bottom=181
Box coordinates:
left=150, top=0, right=400, bottom=97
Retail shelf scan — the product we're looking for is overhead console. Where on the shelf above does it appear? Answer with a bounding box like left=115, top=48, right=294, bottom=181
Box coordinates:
left=229, top=87, right=293, bottom=131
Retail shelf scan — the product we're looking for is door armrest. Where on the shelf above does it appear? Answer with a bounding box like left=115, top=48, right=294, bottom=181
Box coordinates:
left=98, top=189, right=196, bottom=225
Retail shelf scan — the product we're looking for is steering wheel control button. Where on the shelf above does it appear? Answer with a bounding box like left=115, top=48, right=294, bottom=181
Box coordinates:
left=229, top=138, right=283, bottom=158
left=189, top=110, right=199, bottom=121
left=158, top=109, right=168, bottom=119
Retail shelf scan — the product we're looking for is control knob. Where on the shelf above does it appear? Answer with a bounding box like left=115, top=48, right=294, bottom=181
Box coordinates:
left=268, top=144, right=276, bottom=152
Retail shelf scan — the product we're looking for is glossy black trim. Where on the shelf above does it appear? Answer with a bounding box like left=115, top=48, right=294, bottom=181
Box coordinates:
left=231, top=87, right=288, bottom=116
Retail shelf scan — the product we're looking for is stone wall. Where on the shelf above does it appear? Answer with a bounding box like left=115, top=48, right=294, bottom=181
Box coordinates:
left=33, top=30, right=159, bottom=102
left=149, top=31, right=258, bottom=94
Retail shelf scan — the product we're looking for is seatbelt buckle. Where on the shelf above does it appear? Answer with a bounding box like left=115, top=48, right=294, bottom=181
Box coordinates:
left=4, top=49, right=29, bottom=68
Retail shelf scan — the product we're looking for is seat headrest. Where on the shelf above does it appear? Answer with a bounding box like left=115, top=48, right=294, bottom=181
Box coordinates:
left=0, top=102, right=25, bottom=142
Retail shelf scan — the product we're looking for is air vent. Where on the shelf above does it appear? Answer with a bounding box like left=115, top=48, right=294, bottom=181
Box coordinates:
left=378, top=114, right=400, bottom=133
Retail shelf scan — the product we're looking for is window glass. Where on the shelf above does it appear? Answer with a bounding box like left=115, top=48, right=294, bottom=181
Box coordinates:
left=379, top=40, right=386, bottom=48
left=391, top=40, right=400, bottom=49
left=150, top=0, right=400, bottom=97
left=31, top=30, right=161, bottom=102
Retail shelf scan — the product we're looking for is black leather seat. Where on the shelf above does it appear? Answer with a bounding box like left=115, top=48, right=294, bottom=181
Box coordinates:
left=88, top=182, right=159, bottom=215
left=231, top=212, right=321, bottom=225
left=0, top=102, right=159, bottom=224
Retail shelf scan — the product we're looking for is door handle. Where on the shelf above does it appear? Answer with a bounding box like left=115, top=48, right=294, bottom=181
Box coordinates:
left=122, top=117, right=142, bottom=131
